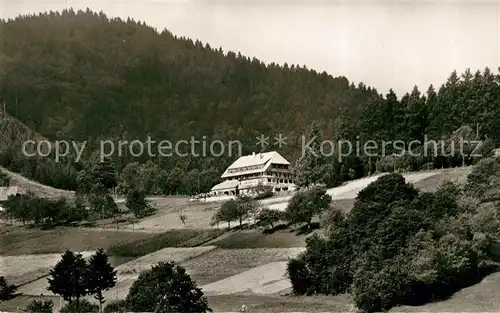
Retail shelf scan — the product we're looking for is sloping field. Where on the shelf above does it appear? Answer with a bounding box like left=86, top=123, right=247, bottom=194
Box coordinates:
left=200, top=261, right=291, bottom=296
left=182, top=248, right=305, bottom=286
left=19, top=246, right=217, bottom=298
left=390, top=272, right=500, bottom=312
left=115, top=246, right=217, bottom=275
left=266, top=169, right=455, bottom=211
left=412, top=166, right=472, bottom=192
left=1, top=251, right=94, bottom=286
left=206, top=230, right=307, bottom=249
left=207, top=294, right=354, bottom=313
left=96, top=246, right=218, bottom=300
left=0, top=228, right=155, bottom=255
left=0, top=166, right=74, bottom=200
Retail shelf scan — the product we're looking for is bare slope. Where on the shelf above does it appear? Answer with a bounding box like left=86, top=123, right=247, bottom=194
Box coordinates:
left=0, top=112, right=75, bottom=199
left=0, top=166, right=74, bottom=199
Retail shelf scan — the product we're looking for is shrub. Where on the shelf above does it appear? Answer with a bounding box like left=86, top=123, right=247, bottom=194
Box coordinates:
left=60, top=299, right=99, bottom=313
left=103, top=299, right=127, bottom=313
left=125, top=261, right=211, bottom=313
left=251, top=183, right=274, bottom=200
left=465, top=157, right=499, bottom=198
left=375, top=155, right=397, bottom=172
left=286, top=258, right=312, bottom=295
left=256, top=208, right=285, bottom=229
left=25, top=299, right=54, bottom=313
left=0, top=276, right=17, bottom=300
left=108, top=229, right=223, bottom=258
left=126, top=189, right=155, bottom=218
left=0, top=170, right=10, bottom=187
left=285, top=185, right=331, bottom=228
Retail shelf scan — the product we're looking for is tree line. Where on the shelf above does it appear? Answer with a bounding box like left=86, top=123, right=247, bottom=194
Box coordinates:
left=1, top=10, right=499, bottom=195
left=1, top=159, right=156, bottom=228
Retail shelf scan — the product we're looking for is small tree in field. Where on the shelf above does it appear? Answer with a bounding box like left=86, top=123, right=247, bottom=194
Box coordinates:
left=212, top=199, right=238, bottom=229
left=86, top=249, right=117, bottom=312
left=25, top=299, right=54, bottom=313
left=179, top=212, right=188, bottom=226
left=257, top=208, right=285, bottom=230
left=234, top=195, right=259, bottom=227
left=103, top=300, right=127, bottom=313
left=126, top=261, right=211, bottom=313
left=285, top=185, right=331, bottom=229
left=126, top=189, right=155, bottom=218
left=0, top=276, right=17, bottom=300
left=47, top=250, right=88, bottom=308
left=60, top=299, right=99, bottom=313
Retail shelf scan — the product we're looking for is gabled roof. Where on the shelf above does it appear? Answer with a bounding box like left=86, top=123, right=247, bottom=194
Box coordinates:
left=211, top=179, right=240, bottom=191
left=221, top=151, right=290, bottom=178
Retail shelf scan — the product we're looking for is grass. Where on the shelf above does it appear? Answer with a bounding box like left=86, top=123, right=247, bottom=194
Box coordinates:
left=107, top=228, right=225, bottom=258
left=207, top=229, right=307, bottom=249
left=0, top=228, right=156, bottom=255
left=0, top=295, right=63, bottom=313
left=181, top=247, right=305, bottom=285
left=207, top=294, right=353, bottom=312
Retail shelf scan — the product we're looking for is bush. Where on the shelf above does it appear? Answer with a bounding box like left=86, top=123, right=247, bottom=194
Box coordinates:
left=3, top=193, right=87, bottom=227
left=60, top=299, right=99, bottom=313
left=375, top=155, right=397, bottom=172
left=251, top=183, right=274, bottom=200
left=25, top=299, right=54, bottom=313
left=125, top=261, right=211, bottom=313
left=126, top=189, right=155, bottom=218
left=103, top=299, right=127, bottom=313
left=212, top=196, right=259, bottom=228
left=0, top=276, right=17, bottom=300
left=286, top=257, right=312, bottom=295
left=0, top=170, right=10, bottom=187
left=464, top=157, right=499, bottom=198
left=285, top=185, right=331, bottom=228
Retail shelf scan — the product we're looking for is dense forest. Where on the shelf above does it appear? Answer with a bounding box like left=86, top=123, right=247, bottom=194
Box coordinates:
left=1, top=9, right=499, bottom=194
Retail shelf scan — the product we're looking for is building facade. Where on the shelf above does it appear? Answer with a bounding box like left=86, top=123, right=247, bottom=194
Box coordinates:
left=210, top=151, right=296, bottom=196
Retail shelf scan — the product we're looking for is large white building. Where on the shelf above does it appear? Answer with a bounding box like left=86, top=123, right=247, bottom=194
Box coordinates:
left=210, top=151, right=296, bottom=196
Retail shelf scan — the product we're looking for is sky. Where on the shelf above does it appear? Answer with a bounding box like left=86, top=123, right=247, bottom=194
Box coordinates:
left=2, top=0, right=499, bottom=96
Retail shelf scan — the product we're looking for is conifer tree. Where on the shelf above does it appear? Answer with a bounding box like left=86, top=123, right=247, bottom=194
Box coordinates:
left=86, top=249, right=117, bottom=313
left=294, top=121, right=327, bottom=187
left=47, top=250, right=88, bottom=308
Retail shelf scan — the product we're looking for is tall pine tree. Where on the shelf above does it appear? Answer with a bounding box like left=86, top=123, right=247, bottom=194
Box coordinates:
left=294, top=121, right=326, bottom=187
left=86, top=249, right=117, bottom=313
left=47, top=250, right=88, bottom=308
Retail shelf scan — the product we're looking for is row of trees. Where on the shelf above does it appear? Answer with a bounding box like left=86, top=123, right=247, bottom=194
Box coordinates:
left=22, top=250, right=211, bottom=313
left=287, top=157, right=500, bottom=312
left=212, top=184, right=331, bottom=231
left=3, top=193, right=88, bottom=227
left=1, top=158, right=156, bottom=228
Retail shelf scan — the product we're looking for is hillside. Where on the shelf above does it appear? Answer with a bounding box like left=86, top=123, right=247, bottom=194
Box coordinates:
left=1, top=9, right=499, bottom=196
left=0, top=166, right=74, bottom=199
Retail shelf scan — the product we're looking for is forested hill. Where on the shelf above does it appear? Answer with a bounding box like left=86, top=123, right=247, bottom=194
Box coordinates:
left=0, top=9, right=378, bottom=145
left=1, top=9, right=500, bottom=194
